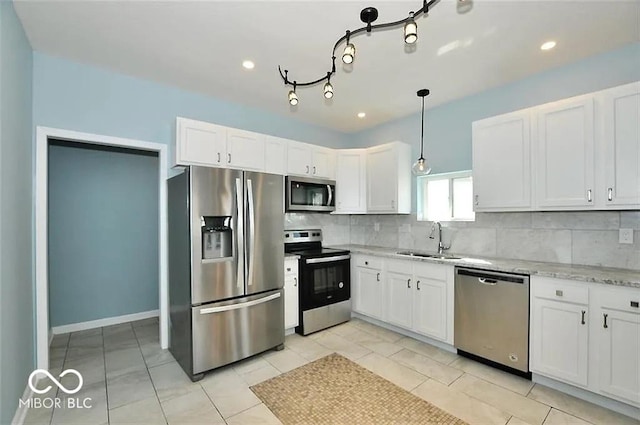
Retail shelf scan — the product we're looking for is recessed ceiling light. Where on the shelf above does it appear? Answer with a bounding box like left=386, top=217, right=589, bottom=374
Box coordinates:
left=540, top=41, right=556, bottom=51
left=242, top=60, right=255, bottom=70
left=357, top=112, right=366, bottom=119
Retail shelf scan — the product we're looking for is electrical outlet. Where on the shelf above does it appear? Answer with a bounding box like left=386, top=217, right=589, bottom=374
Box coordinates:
left=374, top=222, right=380, bottom=232
left=619, top=228, right=634, bottom=244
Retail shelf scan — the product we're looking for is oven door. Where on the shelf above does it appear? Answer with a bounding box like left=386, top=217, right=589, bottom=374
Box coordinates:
left=300, top=255, right=350, bottom=310
left=286, top=176, right=335, bottom=212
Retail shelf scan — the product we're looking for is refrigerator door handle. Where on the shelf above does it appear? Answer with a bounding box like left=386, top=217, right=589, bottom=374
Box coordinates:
left=235, top=178, right=244, bottom=290
left=199, top=292, right=281, bottom=315
left=247, top=178, right=256, bottom=286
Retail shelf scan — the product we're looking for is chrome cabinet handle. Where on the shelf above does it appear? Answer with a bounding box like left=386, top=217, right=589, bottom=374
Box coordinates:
left=376, top=272, right=380, bottom=282
left=581, top=310, right=586, bottom=325
left=631, top=301, right=639, bottom=308
left=228, top=153, right=231, bottom=163
left=365, top=261, right=368, bottom=265
left=391, top=200, right=395, bottom=209
left=407, top=279, right=411, bottom=289
left=306, top=165, right=310, bottom=174
left=555, top=290, right=563, bottom=297
left=313, top=166, right=317, bottom=174
left=603, top=313, right=608, bottom=329
left=475, top=195, right=479, bottom=206
left=293, top=277, right=297, bottom=287
left=217, top=152, right=221, bottom=163
left=587, top=189, right=592, bottom=202
left=607, top=188, right=613, bottom=202
left=417, top=280, right=421, bottom=291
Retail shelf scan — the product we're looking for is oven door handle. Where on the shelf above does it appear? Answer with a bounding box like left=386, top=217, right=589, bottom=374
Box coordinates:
left=306, top=254, right=350, bottom=264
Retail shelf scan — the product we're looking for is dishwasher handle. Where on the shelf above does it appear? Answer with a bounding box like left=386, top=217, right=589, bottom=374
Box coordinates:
left=478, top=277, right=498, bottom=286
left=456, top=267, right=528, bottom=285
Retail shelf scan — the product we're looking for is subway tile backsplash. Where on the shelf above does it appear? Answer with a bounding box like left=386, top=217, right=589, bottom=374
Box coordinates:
left=285, top=211, right=640, bottom=270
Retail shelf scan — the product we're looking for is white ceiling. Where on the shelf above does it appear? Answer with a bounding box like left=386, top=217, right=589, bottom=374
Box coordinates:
left=13, top=0, right=640, bottom=133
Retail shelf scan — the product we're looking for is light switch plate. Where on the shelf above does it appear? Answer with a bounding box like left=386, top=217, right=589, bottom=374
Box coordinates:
left=374, top=222, right=380, bottom=232
left=619, top=228, right=634, bottom=244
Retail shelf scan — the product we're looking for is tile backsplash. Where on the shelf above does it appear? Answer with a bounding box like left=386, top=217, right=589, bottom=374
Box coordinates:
left=285, top=211, right=640, bottom=270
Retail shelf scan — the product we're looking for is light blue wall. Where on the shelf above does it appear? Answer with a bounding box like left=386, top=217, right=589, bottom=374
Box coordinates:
left=352, top=42, right=640, bottom=174
left=32, top=53, right=351, bottom=155
left=48, top=143, right=159, bottom=327
left=0, top=1, right=33, bottom=423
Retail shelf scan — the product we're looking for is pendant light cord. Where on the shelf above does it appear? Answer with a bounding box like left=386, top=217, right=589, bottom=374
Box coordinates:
left=420, top=95, right=425, bottom=158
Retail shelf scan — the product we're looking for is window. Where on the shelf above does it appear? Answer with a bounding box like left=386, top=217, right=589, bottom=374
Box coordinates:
left=417, top=170, right=475, bottom=221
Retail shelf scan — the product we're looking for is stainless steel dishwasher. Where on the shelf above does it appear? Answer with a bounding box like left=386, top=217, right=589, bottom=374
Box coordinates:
left=454, top=267, right=530, bottom=374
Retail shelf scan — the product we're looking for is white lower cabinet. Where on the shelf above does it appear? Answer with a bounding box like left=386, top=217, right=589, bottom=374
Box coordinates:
left=352, top=256, right=384, bottom=320
left=284, top=258, right=299, bottom=330
left=531, top=276, right=640, bottom=408
left=353, top=255, right=453, bottom=344
left=594, top=286, right=640, bottom=406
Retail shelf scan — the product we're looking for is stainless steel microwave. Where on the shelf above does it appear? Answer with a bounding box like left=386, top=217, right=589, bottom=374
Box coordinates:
left=285, top=176, right=336, bottom=212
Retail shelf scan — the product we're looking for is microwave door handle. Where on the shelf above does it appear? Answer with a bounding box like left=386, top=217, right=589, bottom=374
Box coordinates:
left=247, top=178, right=256, bottom=286
left=235, top=178, right=244, bottom=290
left=327, top=185, right=333, bottom=206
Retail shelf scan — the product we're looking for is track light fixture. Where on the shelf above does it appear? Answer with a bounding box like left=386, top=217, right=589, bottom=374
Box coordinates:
left=404, top=11, right=418, bottom=44
left=288, top=82, right=298, bottom=106
left=278, top=0, right=470, bottom=105
left=323, top=73, right=334, bottom=99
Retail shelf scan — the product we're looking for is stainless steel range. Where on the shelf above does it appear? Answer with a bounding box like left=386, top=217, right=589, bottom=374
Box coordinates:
left=284, top=230, right=351, bottom=335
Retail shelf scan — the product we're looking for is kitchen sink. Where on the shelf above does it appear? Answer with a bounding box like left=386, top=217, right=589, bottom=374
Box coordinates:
left=396, top=251, right=461, bottom=260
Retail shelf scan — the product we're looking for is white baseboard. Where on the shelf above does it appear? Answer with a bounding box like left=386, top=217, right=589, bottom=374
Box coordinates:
left=52, top=310, right=159, bottom=335
left=11, top=383, right=34, bottom=425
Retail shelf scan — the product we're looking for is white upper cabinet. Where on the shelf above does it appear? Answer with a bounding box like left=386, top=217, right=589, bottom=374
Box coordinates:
left=264, top=136, right=287, bottom=175
left=286, top=141, right=336, bottom=179
left=334, top=149, right=367, bottom=214
left=226, top=128, right=265, bottom=171
left=175, top=117, right=227, bottom=167
left=600, top=82, right=640, bottom=208
left=535, top=94, right=595, bottom=209
left=472, top=109, right=532, bottom=211
left=366, top=142, right=411, bottom=214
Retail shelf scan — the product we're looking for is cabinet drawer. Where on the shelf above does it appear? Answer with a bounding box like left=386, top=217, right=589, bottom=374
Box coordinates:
left=387, top=259, right=414, bottom=274
left=284, top=259, right=299, bottom=276
left=355, top=256, right=383, bottom=269
left=595, top=286, right=640, bottom=314
left=532, top=277, right=589, bottom=305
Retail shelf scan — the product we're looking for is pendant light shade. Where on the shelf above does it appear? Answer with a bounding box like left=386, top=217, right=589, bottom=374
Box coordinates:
left=412, top=89, right=432, bottom=176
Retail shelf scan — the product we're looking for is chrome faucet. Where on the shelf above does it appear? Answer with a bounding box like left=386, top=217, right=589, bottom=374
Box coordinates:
left=429, top=221, right=450, bottom=254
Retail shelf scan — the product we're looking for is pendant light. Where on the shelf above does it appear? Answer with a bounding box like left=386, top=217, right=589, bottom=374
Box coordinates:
left=404, top=11, right=418, bottom=44
left=412, top=89, right=432, bottom=176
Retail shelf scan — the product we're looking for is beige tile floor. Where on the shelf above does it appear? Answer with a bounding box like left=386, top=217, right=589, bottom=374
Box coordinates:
left=24, top=317, right=638, bottom=425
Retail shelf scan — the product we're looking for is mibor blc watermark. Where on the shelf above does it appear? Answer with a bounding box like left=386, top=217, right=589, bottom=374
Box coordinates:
left=19, top=369, right=93, bottom=410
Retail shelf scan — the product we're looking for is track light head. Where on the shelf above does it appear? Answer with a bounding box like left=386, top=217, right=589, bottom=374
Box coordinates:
left=404, top=12, right=418, bottom=44
left=288, top=85, right=298, bottom=106
left=323, top=74, right=334, bottom=99
left=342, top=43, right=356, bottom=64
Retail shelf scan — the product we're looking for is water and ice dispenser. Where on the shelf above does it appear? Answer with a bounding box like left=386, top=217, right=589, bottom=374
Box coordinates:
left=201, top=216, right=232, bottom=260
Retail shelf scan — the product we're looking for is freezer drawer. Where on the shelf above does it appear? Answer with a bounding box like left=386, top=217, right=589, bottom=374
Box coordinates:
left=192, top=289, right=284, bottom=374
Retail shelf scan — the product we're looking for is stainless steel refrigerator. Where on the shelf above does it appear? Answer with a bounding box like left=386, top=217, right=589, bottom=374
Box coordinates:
left=168, top=166, right=284, bottom=381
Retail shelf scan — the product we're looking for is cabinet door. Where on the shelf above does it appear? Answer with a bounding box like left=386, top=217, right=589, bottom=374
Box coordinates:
left=226, top=128, right=265, bottom=171
left=472, top=110, right=531, bottom=210
left=176, top=118, right=226, bottom=167
left=367, top=145, right=397, bottom=212
left=284, top=274, right=299, bottom=329
left=386, top=271, right=413, bottom=329
left=264, top=136, right=287, bottom=175
left=335, top=150, right=366, bottom=213
left=535, top=96, right=595, bottom=208
left=597, top=307, right=640, bottom=405
left=287, top=141, right=312, bottom=176
left=355, top=267, right=383, bottom=319
left=311, top=148, right=336, bottom=179
left=601, top=82, right=640, bottom=207
left=531, top=298, right=589, bottom=386
left=412, top=276, right=447, bottom=341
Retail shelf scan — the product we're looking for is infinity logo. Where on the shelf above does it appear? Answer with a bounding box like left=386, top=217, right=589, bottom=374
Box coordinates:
left=28, top=369, right=83, bottom=395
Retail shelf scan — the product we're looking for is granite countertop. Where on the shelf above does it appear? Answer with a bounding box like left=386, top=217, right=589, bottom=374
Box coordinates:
left=329, top=244, right=640, bottom=289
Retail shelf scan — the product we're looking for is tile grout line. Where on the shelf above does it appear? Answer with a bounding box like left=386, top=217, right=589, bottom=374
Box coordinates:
left=100, top=326, right=111, bottom=425
left=133, top=322, right=169, bottom=425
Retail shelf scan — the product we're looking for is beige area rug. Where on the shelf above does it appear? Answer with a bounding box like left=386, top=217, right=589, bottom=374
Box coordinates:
left=251, top=353, right=468, bottom=425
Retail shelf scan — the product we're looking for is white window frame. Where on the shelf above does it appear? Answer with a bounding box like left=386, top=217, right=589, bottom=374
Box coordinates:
left=417, top=170, right=475, bottom=222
